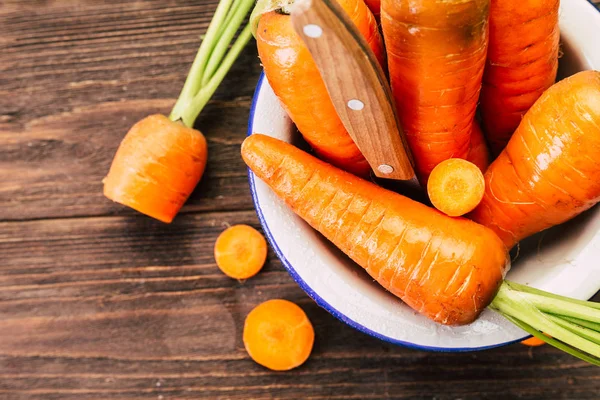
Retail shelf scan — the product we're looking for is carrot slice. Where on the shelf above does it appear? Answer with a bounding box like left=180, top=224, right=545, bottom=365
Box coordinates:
left=427, top=158, right=485, bottom=217
left=243, top=299, right=315, bottom=371
left=214, top=225, right=267, bottom=279
left=521, top=337, right=546, bottom=347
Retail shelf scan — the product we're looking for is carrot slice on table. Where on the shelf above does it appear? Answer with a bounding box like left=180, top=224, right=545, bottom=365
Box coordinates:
left=470, top=70, right=600, bottom=249
left=255, top=0, right=384, bottom=177
left=521, top=337, right=546, bottom=347
left=427, top=158, right=485, bottom=217
left=214, top=225, right=267, bottom=280
left=244, top=299, right=315, bottom=371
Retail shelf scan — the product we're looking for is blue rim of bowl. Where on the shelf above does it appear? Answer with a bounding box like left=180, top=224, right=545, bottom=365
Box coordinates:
left=246, top=73, right=530, bottom=352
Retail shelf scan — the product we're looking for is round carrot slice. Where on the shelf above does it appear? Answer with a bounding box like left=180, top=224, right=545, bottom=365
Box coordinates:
left=214, top=225, right=267, bottom=279
left=427, top=158, right=485, bottom=217
left=243, top=299, right=315, bottom=371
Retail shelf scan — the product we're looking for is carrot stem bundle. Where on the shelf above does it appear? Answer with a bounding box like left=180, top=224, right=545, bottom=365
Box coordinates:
left=243, top=133, right=600, bottom=365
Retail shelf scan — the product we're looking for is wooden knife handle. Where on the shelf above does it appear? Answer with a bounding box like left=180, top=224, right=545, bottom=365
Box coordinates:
left=291, top=0, right=415, bottom=180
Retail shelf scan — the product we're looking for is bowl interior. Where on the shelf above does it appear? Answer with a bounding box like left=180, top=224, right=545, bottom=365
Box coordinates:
left=248, top=0, right=600, bottom=350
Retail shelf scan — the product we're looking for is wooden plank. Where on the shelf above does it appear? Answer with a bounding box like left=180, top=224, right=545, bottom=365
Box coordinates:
left=0, top=0, right=262, bottom=221
left=0, top=213, right=599, bottom=399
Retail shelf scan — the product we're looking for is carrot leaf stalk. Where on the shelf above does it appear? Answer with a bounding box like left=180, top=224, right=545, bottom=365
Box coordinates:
left=170, top=0, right=255, bottom=126
left=491, top=281, right=600, bottom=366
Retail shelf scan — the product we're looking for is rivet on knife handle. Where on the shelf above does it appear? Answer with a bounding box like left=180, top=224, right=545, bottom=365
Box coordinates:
left=290, top=0, right=415, bottom=181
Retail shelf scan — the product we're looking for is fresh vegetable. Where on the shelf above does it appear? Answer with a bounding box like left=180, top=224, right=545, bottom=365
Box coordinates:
left=104, top=0, right=254, bottom=223
left=427, top=158, right=485, bottom=217
left=364, top=0, right=380, bottom=19
left=521, top=336, right=546, bottom=347
left=244, top=299, right=315, bottom=371
left=467, top=120, right=491, bottom=173
left=254, top=0, right=384, bottom=177
left=214, top=225, right=268, bottom=279
left=243, top=133, right=600, bottom=365
left=381, top=0, right=489, bottom=183
left=470, top=70, right=600, bottom=249
left=243, top=133, right=509, bottom=325
left=480, top=0, right=559, bottom=155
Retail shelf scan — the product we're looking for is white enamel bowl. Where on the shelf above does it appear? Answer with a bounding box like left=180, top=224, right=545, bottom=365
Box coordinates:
left=247, top=0, right=600, bottom=351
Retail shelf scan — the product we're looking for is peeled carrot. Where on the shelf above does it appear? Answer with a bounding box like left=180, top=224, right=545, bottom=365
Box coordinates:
left=480, top=0, right=559, bottom=155
left=381, top=0, right=489, bottom=183
left=104, top=0, right=254, bottom=222
left=244, top=299, right=315, bottom=371
left=103, top=115, right=207, bottom=223
left=364, top=0, right=380, bottom=19
left=214, top=225, right=268, bottom=279
left=243, top=134, right=508, bottom=325
left=427, top=158, right=485, bottom=217
left=467, top=120, right=491, bottom=173
left=255, top=0, right=384, bottom=177
left=470, top=71, right=600, bottom=249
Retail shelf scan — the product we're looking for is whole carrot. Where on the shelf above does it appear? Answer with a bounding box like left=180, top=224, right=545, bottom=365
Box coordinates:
left=470, top=71, right=600, bottom=249
left=244, top=133, right=600, bottom=365
left=467, top=120, right=491, bottom=173
left=381, top=0, right=489, bottom=183
left=255, top=0, right=384, bottom=177
left=243, top=134, right=509, bottom=325
left=480, top=0, right=559, bottom=155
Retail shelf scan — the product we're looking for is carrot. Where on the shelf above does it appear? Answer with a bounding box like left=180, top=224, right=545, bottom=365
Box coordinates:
left=467, top=120, right=491, bottom=173
left=254, top=0, right=384, bottom=177
left=363, top=0, right=380, bottom=20
left=244, top=299, right=315, bottom=371
left=521, top=336, right=546, bottom=347
left=479, top=0, right=559, bottom=155
left=214, top=225, right=268, bottom=279
left=244, top=134, right=600, bottom=364
left=470, top=71, right=600, bottom=249
left=427, top=158, right=485, bottom=217
left=381, top=0, right=489, bottom=183
left=243, top=133, right=509, bottom=325
left=104, top=0, right=254, bottom=223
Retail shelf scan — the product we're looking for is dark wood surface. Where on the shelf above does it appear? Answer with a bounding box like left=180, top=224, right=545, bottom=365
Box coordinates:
left=1, top=1, right=599, bottom=399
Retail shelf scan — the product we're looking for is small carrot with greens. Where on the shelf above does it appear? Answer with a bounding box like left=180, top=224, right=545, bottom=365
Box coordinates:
left=214, top=225, right=268, bottom=279
left=253, top=0, right=384, bottom=177
left=467, top=120, right=491, bottom=173
left=243, top=133, right=600, bottom=365
left=470, top=70, right=600, bottom=249
left=104, top=0, right=254, bottom=223
left=427, top=158, right=485, bottom=217
left=244, top=299, right=315, bottom=371
left=480, top=0, right=559, bottom=155
left=381, top=0, right=489, bottom=183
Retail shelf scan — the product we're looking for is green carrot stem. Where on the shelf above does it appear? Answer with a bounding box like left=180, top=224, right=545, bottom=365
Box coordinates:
left=505, top=280, right=600, bottom=310
left=217, top=0, right=243, bottom=39
left=201, top=0, right=255, bottom=86
left=514, top=291, right=600, bottom=324
left=170, top=0, right=235, bottom=122
left=560, top=316, right=600, bottom=332
left=491, top=282, right=600, bottom=358
left=503, top=314, right=600, bottom=366
left=181, top=24, right=253, bottom=127
left=547, top=314, right=600, bottom=345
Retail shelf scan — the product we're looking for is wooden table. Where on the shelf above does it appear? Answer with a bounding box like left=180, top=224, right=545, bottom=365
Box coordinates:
left=1, top=1, right=599, bottom=399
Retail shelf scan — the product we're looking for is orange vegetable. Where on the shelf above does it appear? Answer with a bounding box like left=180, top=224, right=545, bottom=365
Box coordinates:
left=103, top=115, right=207, bottom=223
left=244, top=299, right=315, bottom=371
left=381, top=0, right=489, bottom=183
left=256, top=0, right=384, bottom=177
left=214, top=225, right=268, bottom=279
left=242, top=134, right=508, bottom=325
left=521, top=336, right=546, bottom=347
left=427, top=158, right=485, bottom=217
left=364, top=0, right=380, bottom=19
left=470, top=71, right=600, bottom=249
left=480, top=0, right=559, bottom=155
left=467, top=120, right=491, bottom=173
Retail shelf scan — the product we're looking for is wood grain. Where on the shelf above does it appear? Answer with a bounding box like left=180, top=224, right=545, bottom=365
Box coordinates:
left=1, top=0, right=600, bottom=399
